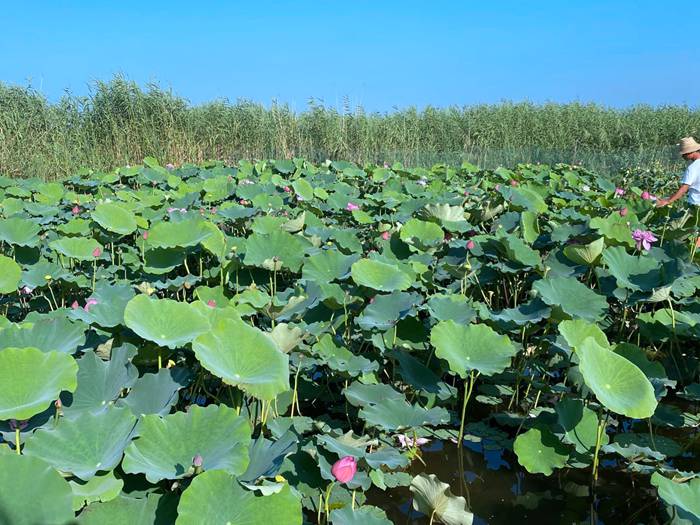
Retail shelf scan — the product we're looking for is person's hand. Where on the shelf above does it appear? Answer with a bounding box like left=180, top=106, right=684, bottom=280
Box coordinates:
left=656, top=198, right=669, bottom=207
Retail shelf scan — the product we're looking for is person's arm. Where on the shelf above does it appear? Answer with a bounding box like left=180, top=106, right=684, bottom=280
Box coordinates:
left=657, top=184, right=689, bottom=206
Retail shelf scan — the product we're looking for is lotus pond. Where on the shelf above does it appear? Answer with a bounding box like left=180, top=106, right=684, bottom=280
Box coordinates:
left=0, top=158, right=699, bottom=524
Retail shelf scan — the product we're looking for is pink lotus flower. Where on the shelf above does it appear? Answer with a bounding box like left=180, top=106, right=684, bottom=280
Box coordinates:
left=510, top=179, right=519, bottom=187
left=381, top=231, right=391, bottom=241
left=92, top=247, right=102, bottom=258
left=71, top=206, right=80, bottom=215
left=396, top=434, right=430, bottom=449
left=71, top=300, right=79, bottom=309
left=346, top=202, right=360, bottom=212
left=142, top=231, right=149, bottom=240
left=210, top=207, right=217, bottom=214
left=641, top=191, right=652, bottom=200
left=84, top=298, right=98, bottom=312
left=619, top=207, right=628, bottom=217
left=614, top=188, right=625, bottom=197
left=192, top=454, right=203, bottom=467
left=495, top=184, right=501, bottom=191
left=331, top=456, right=357, bottom=484
left=466, top=239, right=476, bottom=250
left=632, top=229, right=658, bottom=251
left=206, top=299, right=216, bottom=308
left=166, top=163, right=175, bottom=170
left=383, top=162, right=390, bottom=168
left=283, top=186, right=291, bottom=192
left=239, top=199, right=249, bottom=205
left=20, top=286, right=33, bottom=295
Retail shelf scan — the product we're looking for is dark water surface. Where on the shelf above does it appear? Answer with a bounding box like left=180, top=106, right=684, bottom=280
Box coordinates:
left=367, top=439, right=667, bottom=524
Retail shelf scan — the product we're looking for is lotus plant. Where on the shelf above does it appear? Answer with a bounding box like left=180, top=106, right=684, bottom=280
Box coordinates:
left=632, top=229, right=658, bottom=251
left=321, top=456, right=358, bottom=521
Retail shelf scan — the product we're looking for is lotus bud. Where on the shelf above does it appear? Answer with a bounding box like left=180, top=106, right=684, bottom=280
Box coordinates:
left=192, top=454, right=204, bottom=475
left=331, top=456, right=357, bottom=484
left=84, top=298, right=98, bottom=312
left=206, top=299, right=216, bottom=308
left=510, top=179, right=519, bottom=187
left=495, top=184, right=501, bottom=191
left=92, top=247, right=102, bottom=258
left=142, top=231, right=149, bottom=240
left=641, top=191, right=651, bottom=200
left=166, top=163, right=175, bottom=170
left=71, top=205, right=80, bottom=215
left=467, top=239, right=476, bottom=250
left=619, top=207, right=628, bottom=217
left=71, top=300, right=79, bottom=309
left=381, top=231, right=390, bottom=241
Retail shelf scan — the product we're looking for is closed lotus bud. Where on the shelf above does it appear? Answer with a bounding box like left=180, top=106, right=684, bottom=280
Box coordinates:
left=331, top=456, right=357, bottom=484
left=619, top=207, right=628, bottom=217
left=467, top=239, right=476, bottom=250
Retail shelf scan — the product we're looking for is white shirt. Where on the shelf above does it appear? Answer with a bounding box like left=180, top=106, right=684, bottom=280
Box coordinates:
left=682, top=159, right=700, bottom=205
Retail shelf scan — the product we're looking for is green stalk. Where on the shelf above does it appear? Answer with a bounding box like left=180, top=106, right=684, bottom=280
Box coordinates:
left=15, top=428, right=20, bottom=455
left=324, top=481, right=335, bottom=522
left=457, top=370, right=478, bottom=447
left=591, top=411, right=607, bottom=486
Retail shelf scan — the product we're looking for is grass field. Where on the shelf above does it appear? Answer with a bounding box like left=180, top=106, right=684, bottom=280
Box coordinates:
left=0, top=76, right=695, bottom=179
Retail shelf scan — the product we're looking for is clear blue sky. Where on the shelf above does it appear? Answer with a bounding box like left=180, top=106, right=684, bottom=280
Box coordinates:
left=1, top=1, right=697, bottom=111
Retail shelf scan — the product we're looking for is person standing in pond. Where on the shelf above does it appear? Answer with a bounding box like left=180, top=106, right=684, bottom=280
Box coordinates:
left=656, top=137, right=700, bottom=247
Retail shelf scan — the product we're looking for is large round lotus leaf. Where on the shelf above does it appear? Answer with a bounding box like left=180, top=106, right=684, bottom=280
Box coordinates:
left=243, top=230, right=307, bottom=272
left=49, top=237, right=103, bottom=261
left=0, top=317, right=86, bottom=354
left=0, top=348, right=78, bottom=420
left=426, top=294, right=476, bottom=324
left=533, top=277, right=608, bottom=322
left=122, top=404, right=251, bottom=482
left=589, top=214, right=636, bottom=247
left=399, top=218, right=444, bottom=250
left=0, top=217, right=41, bottom=246
left=118, top=368, right=191, bottom=417
left=23, top=407, right=137, bottom=480
left=601, top=246, right=669, bottom=291
left=192, top=318, right=289, bottom=401
left=69, top=283, right=135, bottom=328
left=92, top=202, right=138, bottom=235
left=555, top=398, right=608, bottom=453
left=490, top=298, right=551, bottom=327
left=651, top=472, right=700, bottom=520
left=577, top=338, right=657, bottom=418
left=330, top=505, right=392, bottom=525
left=513, top=427, right=570, bottom=475
left=357, top=291, right=421, bottom=331
left=176, top=471, right=302, bottom=525
left=498, top=232, right=542, bottom=267
left=63, top=346, right=138, bottom=417
left=351, top=259, right=414, bottom=292
left=0, top=255, right=21, bottom=294
left=147, top=218, right=213, bottom=248
left=431, top=321, right=516, bottom=377
left=358, top=398, right=449, bottom=431
left=301, top=250, right=359, bottom=283
left=0, top=455, right=74, bottom=525
left=562, top=237, right=605, bottom=266
left=409, top=473, right=474, bottom=525
left=558, top=319, right=610, bottom=351
left=77, top=493, right=174, bottom=525
left=70, top=471, right=123, bottom=511
left=123, top=295, right=210, bottom=349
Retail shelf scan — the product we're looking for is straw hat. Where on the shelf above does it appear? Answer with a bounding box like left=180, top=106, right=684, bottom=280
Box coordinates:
left=679, top=137, right=700, bottom=155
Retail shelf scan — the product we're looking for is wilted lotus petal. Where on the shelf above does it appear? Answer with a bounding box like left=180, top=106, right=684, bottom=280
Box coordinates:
left=84, top=298, right=98, bottom=312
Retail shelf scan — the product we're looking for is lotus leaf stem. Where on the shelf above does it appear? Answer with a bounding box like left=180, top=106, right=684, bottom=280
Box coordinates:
left=457, top=370, right=478, bottom=448
left=323, top=481, right=335, bottom=523
left=591, top=411, right=607, bottom=486
left=14, top=428, right=19, bottom=455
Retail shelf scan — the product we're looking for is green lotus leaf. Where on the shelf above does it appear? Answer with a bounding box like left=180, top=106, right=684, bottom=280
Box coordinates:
left=192, top=318, right=290, bottom=401
left=118, top=368, right=191, bottom=417
left=520, top=210, right=540, bottom=244
left=513, top=427, right=570, bottom=475
left=423, top=203, right=466, bottom=224
left=509, top=185, right=547, bottom=213
left=651, top=473, right=700, bottom=520
left=122, top=404, right=251, bottom=482
left=498, top=232, right=542, bottom=268
left=243, top=230, right=307, bottom=272
left=147, top=218, right=213, bottom=248
left=589, top=214, right=636, bottom=247
left=269, top=323, right=303, bottom=354
left=400, top=218, right=444, bottom=251
left=602, top=246, right=677, bottom=291
left=124, top=295, right=210, bottom=349
left=431, top=321, right=516, bottom=377
left=426, top=294, right=476, bottom=324
left=200, top=222, right=228, bottom=260
left=292, top=178, right=314, bottom=201
left=240, top=431, right=298, bottom=483
left=0, top=348, right=77, bottom=421
left=70, top=283, right=136, bottom=327
left=92, top=202, right=138, bottom=235
left=563, top=237, right=605, bottom=266
left=0, top=255, right=21, bottom=294
left=356, top=291, right=421, bottom=331
left=558, top=319, right=610, bottom=351
left=77, top=493, right=175, bottom=525
left=49, top=237, right=103, bottom=261
left=70, top=471, right=123, bottom=511
left=142, top=247, right=187, bottom=274
left=351, top=259, right=414, bottom=292
left=409, top=473, right=474, bottom=525
left=331, top=505, right=392, bottom=525
left=0, top=316, right=86, bottom=354
left=491, top=298, right=551, bottom=327
left=359, top=397, right=449, bottom=431
left=63, top=346, right=138, bottom=417
left=533, top=277, right=608, bottom=322
left=577, top=338, right=657, bottom=418
left=344, top=382, right=404, bottom=407
left=0, top=455, right=74, bottom=525
left=614, top=433, right=681, bottom=458
left=0, top=217, right=41, bottom=246
left=23, top=407, right=137, bottom=480
left=555, top=398, right=608, bottom=453
left=302, top=250, right=359, bottom=282
left=311, top=334, right=379, bottom=377
left=176, top=471, right=302, bottom=525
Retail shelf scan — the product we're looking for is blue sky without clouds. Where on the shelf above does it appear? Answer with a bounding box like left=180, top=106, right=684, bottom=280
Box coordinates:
left=1, top=1, right=697, bottom=111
